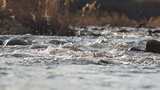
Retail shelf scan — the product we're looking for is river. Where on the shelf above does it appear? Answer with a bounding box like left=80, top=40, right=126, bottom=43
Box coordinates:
left=0, top=26, right=160, bottom=90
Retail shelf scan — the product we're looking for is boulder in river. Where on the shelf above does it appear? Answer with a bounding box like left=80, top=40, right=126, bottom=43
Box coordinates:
left=0, top=36, right=10, bottom=45
left=4, top=38, right=31, bottom=45
left=145, top=40, right=160, bottom=53
left=3, top=35, right=33, bottom=46
left=148, top=29, right=160, bottom=36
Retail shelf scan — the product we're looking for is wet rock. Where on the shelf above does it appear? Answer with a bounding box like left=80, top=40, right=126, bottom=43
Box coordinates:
left=3, top=34, right=34, bottom=46
left=148, top=30, right=153, bottom=36
left=129, top=40, right=160, bottom=53
left=0, top=41, right=4, bottom=45
left=145, top=40, right=160, bottom=53
left=92, top=27, right=99, bottom=30
left=91, top=31, right=102, bottom=36
left=97, top=60, right=116, bottom=65
left=148, top=29, right=160, bottom=36
left=0, top=36, right=9, bottom=45
left=152, top=29, right=160, bottom=33
left=4, top=36, right=32, bottom=46
left=5, top=38, right=30, bottom=45
left=128, top=47, right=144, bottom=52
left=49, top=39, right=68, bottom=45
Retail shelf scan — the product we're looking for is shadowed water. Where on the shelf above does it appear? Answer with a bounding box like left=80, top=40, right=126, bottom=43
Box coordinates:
left=0, top=26, right=160, bottom=90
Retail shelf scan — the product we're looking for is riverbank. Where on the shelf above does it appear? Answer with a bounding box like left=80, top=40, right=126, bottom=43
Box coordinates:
left=1, top=9, right=160, bottom=36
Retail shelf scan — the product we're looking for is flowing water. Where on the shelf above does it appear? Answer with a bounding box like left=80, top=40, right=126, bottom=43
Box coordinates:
left=0, top=26, right=160, bottom=90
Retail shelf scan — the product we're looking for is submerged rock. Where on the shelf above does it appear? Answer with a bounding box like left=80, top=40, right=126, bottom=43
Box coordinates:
left=129, top=40, right=160, bottom=54
left=145, top=40, right=160, bottom=53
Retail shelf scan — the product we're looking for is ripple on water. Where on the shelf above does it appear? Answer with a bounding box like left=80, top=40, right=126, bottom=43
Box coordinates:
left=0, top=27, right=160, bottom=90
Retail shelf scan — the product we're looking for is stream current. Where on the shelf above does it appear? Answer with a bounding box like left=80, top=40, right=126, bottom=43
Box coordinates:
left=0, top=26, right=160, bottom=90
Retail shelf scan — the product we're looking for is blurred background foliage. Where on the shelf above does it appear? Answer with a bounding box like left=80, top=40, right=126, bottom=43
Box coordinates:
left=0, top=0, right=160, bottom=35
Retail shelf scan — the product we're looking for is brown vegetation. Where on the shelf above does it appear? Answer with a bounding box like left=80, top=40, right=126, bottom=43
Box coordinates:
left=0, top=0, right=75, bottom=36
left=1, top=0, right=160, bottom=35
left=70, top=12, right=138, bottom=27
left=0, top=9, right=30, bottom=34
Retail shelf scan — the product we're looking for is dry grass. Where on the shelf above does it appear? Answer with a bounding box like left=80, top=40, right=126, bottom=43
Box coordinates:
left=70, top=12, right=138, bottom=27
left=70, top=11, right=160, bottom=28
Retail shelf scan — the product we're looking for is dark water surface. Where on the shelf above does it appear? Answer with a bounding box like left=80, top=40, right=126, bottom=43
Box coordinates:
left=0, top=26, right=160, bottom=90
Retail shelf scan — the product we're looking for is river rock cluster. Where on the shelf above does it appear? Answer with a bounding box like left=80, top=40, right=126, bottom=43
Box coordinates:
left=1, top=26, right=160, bottom=65
left=0, top=26, right=160, bottom=52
